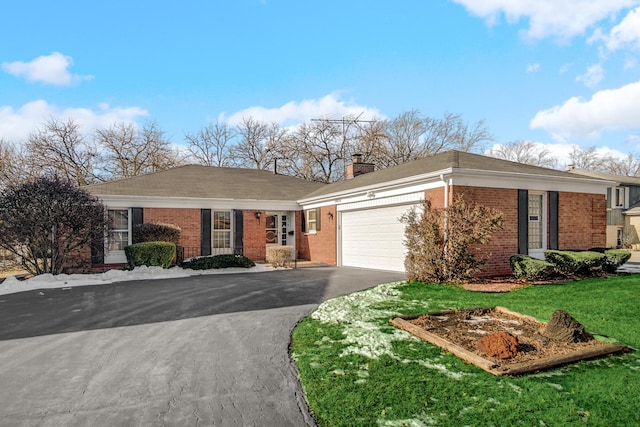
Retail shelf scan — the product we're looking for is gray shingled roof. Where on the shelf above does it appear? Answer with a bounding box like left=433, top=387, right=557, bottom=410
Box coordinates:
left=85, top=165, right=325, bottom=200
left=569, top=168, right=640, bottom=186
left=301, top=150, right=580, bottom=199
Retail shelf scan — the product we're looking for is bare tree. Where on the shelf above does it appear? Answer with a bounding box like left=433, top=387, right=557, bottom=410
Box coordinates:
left=95, top=121, right=184, bottom=179
left=487, top=140, right=559, bottom=169
left=231, top=117, right=279, bottom=170
left=185, top=122, right=235, bottom=167
left=349, top=119, right=387, bottom=165
left=25, top=117, right=98, bottom=186
left=604, top=152, right=640, bottom=176
left=282, top=118, right=356, bottom=183
left=569, top=145, right=612, bottom=171
left=372, top=111, right=491, bottom=168
left=0, top=139, right=31, bottom=188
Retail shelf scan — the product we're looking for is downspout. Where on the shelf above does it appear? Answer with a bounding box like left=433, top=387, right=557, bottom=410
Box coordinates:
left=441, top=174, right=450, bottom=276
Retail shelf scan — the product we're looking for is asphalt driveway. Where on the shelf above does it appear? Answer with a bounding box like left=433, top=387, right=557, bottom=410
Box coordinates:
left=0, top=267, right=404, bottom=427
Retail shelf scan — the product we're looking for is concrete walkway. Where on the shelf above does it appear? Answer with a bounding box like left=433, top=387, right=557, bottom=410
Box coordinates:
left=0, top=267, right=404, bottom=427
left=616, top=250, right=640, bottom=273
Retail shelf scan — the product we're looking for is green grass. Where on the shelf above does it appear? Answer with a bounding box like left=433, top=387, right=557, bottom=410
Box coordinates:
left=291, top=276, right=640, bottom=427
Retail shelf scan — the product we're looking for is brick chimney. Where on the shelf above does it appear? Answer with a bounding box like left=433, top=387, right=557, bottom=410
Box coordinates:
left=346, top=154, right=375, bottom=179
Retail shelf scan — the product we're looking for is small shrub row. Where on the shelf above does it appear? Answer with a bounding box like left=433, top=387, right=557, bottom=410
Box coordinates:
left=181, top=254, right=255, bottom=270
left=511, top=248, right=631, bottom=280
left=124, top=241, right=176, bottom=269
left=133, top=222, right=181, bottom=244
left=544, top=250, right=605, bottom=276
left=589, top=248, right=632, bottom=273
left=510, top=255, right=556, bottom=280
left=266, top=245, right=295, bottom=268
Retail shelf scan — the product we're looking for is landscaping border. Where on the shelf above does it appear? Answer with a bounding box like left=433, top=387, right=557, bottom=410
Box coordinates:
left=390, top=306, right=631, bottom=376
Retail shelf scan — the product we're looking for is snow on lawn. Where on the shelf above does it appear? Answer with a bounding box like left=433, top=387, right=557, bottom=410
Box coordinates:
left=311, top=281, right=466, bottom=379
left=0, top=263, right=277, bottom=296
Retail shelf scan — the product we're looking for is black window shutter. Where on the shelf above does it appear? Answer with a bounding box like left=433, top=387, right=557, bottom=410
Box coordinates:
left=301, top=210, right=306, bottom=232
left=549, top=191, right=559, bottom=250
left=234, top=210, right=244, bottom=255
left=131, top=208, right=144, bottom=243
left=517, top=189, right=529, bottom=254
left=316, top=208, right=321, bottom=231
left=201, top=209, right=211, bottom=256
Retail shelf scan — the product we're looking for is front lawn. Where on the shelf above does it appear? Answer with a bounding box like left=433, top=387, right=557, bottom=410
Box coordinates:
left=291, top=276, right=640, bottom=426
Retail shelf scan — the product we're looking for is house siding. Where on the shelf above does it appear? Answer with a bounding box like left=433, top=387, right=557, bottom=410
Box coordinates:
left=302, top=206, right=337, bottom=265
left=451, top=186, right=518, bottom=277
left=558, top=192, right=606, bottom=250
left=144, top=208, right=202, bottom=253
left=242, top=210, right=265, bottom=261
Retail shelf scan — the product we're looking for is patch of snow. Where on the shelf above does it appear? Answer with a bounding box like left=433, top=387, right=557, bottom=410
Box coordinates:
left=377, top=413, right=438, bottom=426
left=0, top=264, right=276, bottom=296
left=311, top=281, right=467, bottom=380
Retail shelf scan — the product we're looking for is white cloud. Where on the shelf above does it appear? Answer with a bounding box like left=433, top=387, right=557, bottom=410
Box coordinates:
left=530, top=80, right=640, bottom=137
left=576, top=63, right=605, bottom=87
left=526, top=63, right=540, bottom=73
left=604, top=6, right=640, bottom=50
left=219, top=92, right=383, bottom=126
left=0, top=100, right=148, bottom=142
left=452, top=0, right=640, bottom=40
left=1, top=52, right=93, bottom=86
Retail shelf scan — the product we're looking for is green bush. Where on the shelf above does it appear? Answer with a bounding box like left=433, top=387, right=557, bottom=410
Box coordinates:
left=133, top=222, right=181, bottom=244
left=124, top=241, right=176, bottom=269
left=510, top=254, right=557, bottom=279
left=544, top=250, right=605, bottom=276
left=181, top=254, right=255, bottom=270
left=590, top=248, right=632, bottom=273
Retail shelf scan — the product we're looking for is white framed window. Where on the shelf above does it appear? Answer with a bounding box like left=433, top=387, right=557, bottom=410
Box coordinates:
left=212, top=210, right=232, bottom=250
left=306, top=209, right=318, bottom=233
left=107, top=209, right=129, bottom=251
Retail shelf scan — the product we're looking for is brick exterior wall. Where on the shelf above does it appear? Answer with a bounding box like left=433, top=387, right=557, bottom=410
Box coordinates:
left=295, top=211, right=311, bottom=261
left=558, top=192, right=606, bottom=250
left=144, top=208, right=201, bottom=252
left=451, top=186, right=519, bottom=277
left=301, top=205, right=337, bottom=265
left=243, top=210, right=265, bottom=261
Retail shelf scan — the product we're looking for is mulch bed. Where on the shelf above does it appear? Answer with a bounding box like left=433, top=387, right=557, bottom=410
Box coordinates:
left=391, top=307, right=630, bottom=375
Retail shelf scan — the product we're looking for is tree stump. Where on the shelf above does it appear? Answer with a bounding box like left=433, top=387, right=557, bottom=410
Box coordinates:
left=543, top=310, right=592, bottom=343
left=476, top=331, right=520, bottom=359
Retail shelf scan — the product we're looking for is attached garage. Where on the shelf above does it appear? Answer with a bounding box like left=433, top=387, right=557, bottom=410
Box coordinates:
left=339, top=204, right=418, bottom=272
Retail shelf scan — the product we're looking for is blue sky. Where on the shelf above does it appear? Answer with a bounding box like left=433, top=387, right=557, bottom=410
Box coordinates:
left=2, top=1, right=640, bottom=166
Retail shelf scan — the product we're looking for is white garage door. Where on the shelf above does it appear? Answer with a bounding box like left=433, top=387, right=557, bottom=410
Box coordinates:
left=340, top=204, right=417, bottom=272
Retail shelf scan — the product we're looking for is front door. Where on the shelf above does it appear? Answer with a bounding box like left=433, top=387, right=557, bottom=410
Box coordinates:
left=265, top=212, right=292, bottom=247
left=528, top=193, right=547, bottom=259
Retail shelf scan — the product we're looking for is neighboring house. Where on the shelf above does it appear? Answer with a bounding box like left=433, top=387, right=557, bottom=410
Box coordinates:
left=84, top=151, right=612, bottom=277
left=569, top=168, right=640, bottom=247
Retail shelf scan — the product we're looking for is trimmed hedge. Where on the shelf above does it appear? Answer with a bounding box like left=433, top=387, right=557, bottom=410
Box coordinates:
left=124, top=241, right=176, bottom=269
left=133, top=222, right=181, bottom=244
left=589, top=248, right=632, bottom=273
left=544, top=250, right=605, bottom=276
left=180, top=254, right=255, bottom=270
left=510, top=254, right=557, bottom=280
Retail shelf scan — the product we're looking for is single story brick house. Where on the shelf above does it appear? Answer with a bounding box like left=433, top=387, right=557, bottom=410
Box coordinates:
left=85, top=165, right=324, bottom=270
left=86, top=150, right=612, bottom=276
